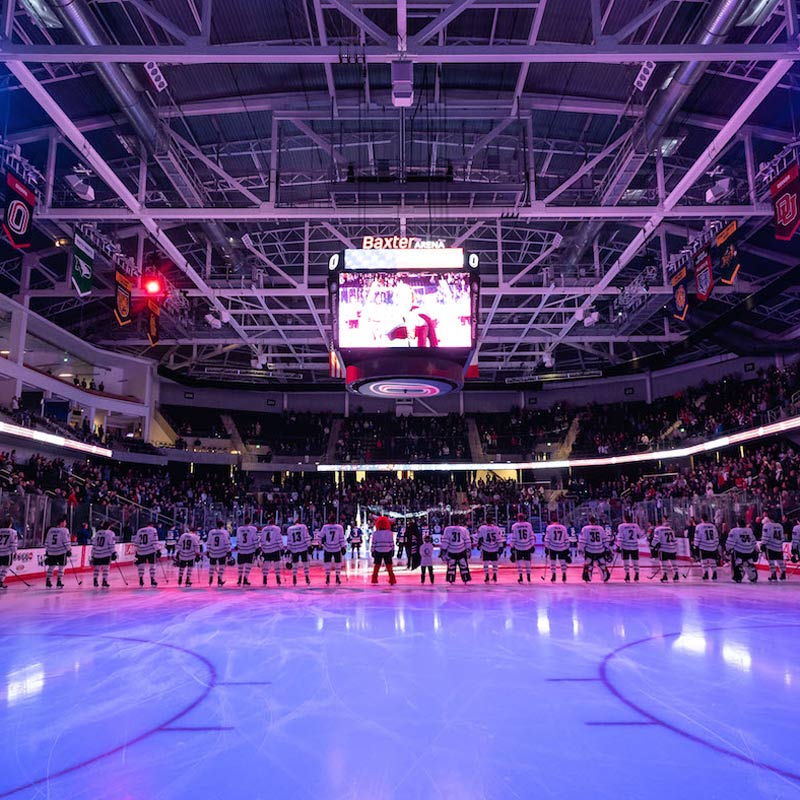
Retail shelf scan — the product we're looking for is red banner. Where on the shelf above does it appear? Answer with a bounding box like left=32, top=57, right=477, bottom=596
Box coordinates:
left=770, top=162, right=800, bottom=241
left=694, top=249, right=714, bottom=302
left=2, top=172, right=36, bottom=249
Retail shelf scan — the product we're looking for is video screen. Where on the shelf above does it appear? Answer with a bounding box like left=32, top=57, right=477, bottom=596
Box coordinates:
left=338, top=271, right=473, bottom=349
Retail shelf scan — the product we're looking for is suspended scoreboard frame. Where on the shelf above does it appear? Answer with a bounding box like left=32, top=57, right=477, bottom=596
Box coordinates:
left=328, top=241, right=480, bottom=397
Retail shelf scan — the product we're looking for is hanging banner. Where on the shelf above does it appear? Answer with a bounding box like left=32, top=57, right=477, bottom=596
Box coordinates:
left=671, top=264, right=689, bottom=321
left=114, top=271, right=133, bottom=326
left=71, top=232, right=95, bottom=297
left=770, top=161, right=800, bottom=241
left=147, top=299, right=160, bottom=346
left=694, top=248, right=714, bottom=302
left=465, top=351, right=479, bottom=379
left=710, top=221, right=741, bottom=286
left=329, top=345, right=344, bottom=379
left=2, top=172, right=36, bottom=250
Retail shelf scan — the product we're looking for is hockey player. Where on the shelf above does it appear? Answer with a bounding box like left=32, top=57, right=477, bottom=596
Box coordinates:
left=792, top=518, right=800, bottom=564
left=580, top=516, right=611, bottom=583
left=441, top=519, right=472, bottom=584
left=320, top=519, right=346, bottom=585
left=726, top=520, right=758, bottom=583
left=286, top=519, right=311, bottom=585
left=44, top=516, right=72, bottom=589
left=348, top=525, right=364, bottom=560
left=235, top=517, right=259, bottom=587
left=259, top=519, right=283, bottom=586
left=0, top=517, right=19, bottom=590
left=206, top=520, right=232, bottom=587
left=651, top=516, right=680, bottom=582
left=510, top=514, right=535, bottom=583
left=370, top=515, right=397, bottom=585
left=695, top=513, right=721, bottom=581
left=544, top=513, right=570, bottom=583
left=760, top=514, right=787, bottom=582
left=165, top=525, right=178, bottom=559
left=90, top=523, right=117, bottom=588
left=176, top=527, right=201, bottom=587
left=616, top=513, right=644, bottom=583
left=476, top=517, right=503, bottom=583
left=133, top=522, right=161, bottom=587
left=420, top=534, right=435, bottom=584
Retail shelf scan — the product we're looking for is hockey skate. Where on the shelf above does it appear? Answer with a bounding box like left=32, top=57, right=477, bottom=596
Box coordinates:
left=780, top=571, right=787, bottom=581
left=243, top=578, right=251, bottom=586
left=603, top=569, right=611, bottom=583
left=660, top=574, right=669, bottom=583
left=492, top=573, right=497, bottom=582
left=526, top=573, right=531, bottom=582
left=56, top=579, right=64, bottom=589
left=634, top=572, right=639, bottom=581
left=217, top=578, right=224, bottom=587
left=93, top=577, right=99, bottom=588
left=276, top=575, right=281, bottom=585
left=263, top=575, right=268, bottom=585
left=237, top=576, right=242, bottom=586
left=517, top=574, right=523, bottom=583
left=551, top=573, right=556, bottom=582
left=673, top=573, right=679, bottom=581
left=335, top=575, right=341, bottom=585
left=208, top=575, right=213, bottom=586
left=768, top=574, right=778, bottom=582
left=139, top=577, right=145, bottom=587
left=293, top=575, right=297, bottom=585
left=185, top=580, right=192, bottom=587
left=484, top=575, right=490, bottom=583
left=151, top=579, right=158, bottom=587
left=562, top=572, right=567, bottom=582
left=0, top=582, right=6, bottom=591
left=702, top=571, right=709, bottom=580
left=178, top=575, right=183, bottom=586
left=102, top=580, right=110, bottom=588
left=624, top=573, right=630, bottom=583
left=305, top=576, right=311, bottom=585
left=712, top=571, right=717, bottom=581
left=46, top=578, right=52, bottom=588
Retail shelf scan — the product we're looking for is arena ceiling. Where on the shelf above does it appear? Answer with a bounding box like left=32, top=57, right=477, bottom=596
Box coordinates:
left=1, top=0, right=800, bottom=386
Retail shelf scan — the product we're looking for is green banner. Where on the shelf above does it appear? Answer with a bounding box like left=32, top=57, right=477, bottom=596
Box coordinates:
left=71, top=232, right=94, bottom=298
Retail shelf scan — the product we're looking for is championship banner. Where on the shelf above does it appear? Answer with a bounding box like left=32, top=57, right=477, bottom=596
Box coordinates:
left=710, top=221, right=741, bottom=286
left=114, top=271, right=133, bottom=326
left=670, top=264, right=689, bottom=321
left=329, top=345, right=344, bottom=379
left=770, top=161, right=800, bottom=241
left=71, top=231, right=95, bottom=297
left=147, top=299, right=160, bottom=346
left=694, top=248, right=714, bottom=302
left=2, top=172, right=36, bottom=249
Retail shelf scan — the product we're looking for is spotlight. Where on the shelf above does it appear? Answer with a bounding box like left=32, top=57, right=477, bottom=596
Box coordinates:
left=143, top=276, right=164, bottom=295
left=64, top=173, right=95, bottom=202
left=144, top=61, right=168, bottom=93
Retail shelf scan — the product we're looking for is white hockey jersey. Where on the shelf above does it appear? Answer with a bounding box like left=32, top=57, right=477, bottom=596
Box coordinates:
left=510, top=521, right=534, bottom=551
left=694, top=522, right=720, bottom=552
left=320, top=523, right=346, bottom=552
left=133, top=526, right=160, bottom=555
left=45, top=526, right=72, bottom=555
left=616, top=523, right=644, bottom=551
left=544, top=523, right=569, bottom=552
left=761, top=521, right=785, bottom=551
left=235, top=525, right=259, bottom=555
left=0, top=527, right=19, bottom=557
left=651, top=524, right=678, bottom=554
left=176, top=531, right=201, bottom=560
left=206, top=528, right=232, bottom=558
left=349, top=528, right=363, bottom=545
left=726, top=527, right=757, bottom=555
left=477, top=524, right=503, bottom=552
left=792, top=524, right=800, bottom=548
left=259, top=525, right=283, bottom=554
left=441, top=525, right=471, bottom=554
left=420, top=542, right=434, bottom=566
left=580, top=524, right=608, bottom=555
left=286, top=523, right=310, bottom=553
left=91, top=529, right=116, bottom=559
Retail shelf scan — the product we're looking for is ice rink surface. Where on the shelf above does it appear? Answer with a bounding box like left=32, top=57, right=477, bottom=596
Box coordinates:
left=1, top=561, right=800, bottom=800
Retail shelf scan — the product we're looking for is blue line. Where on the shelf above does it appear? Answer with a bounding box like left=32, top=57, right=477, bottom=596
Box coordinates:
left=159, top=726, right=234, bottom=732
left=586, top=721, right=657, bottom=727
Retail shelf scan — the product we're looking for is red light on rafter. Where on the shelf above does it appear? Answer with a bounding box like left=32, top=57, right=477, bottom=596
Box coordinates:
left=144, top=276, right=164, bottom=295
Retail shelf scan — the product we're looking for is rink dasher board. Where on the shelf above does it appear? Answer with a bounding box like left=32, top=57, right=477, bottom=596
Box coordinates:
left=4, top=543, right=168, bottom=582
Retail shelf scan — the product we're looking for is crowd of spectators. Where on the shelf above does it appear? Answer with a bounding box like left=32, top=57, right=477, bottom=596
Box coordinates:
left=234, top=411, right=332, bottom=458
left=335, top=412, right=468, bottom=462
left=475, top=404, right=570, bottom=456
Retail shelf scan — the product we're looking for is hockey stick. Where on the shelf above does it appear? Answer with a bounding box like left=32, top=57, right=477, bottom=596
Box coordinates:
left=114, top=559, right=129, bottom=586
left=647, top=553, right=662, bottom=580
left=7, top=566, right=31, bottom=587
left=67, top=557, right=83, bottom=586
left=158, top=554, right=170, bottom=583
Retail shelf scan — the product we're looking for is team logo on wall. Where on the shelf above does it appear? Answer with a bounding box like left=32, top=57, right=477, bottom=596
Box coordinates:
left=670, top=265, right=689, bottom=321
left=2, top=172, right=36, bottom=249
left=770, top=161, right=800, bottom=241
left=114, top=271, right=133, bottom=326
left=694, top=249, right=714, bottom=302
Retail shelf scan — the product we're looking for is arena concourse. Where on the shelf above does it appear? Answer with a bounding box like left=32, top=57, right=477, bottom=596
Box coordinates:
left=2, top=1, right=800, bottom=797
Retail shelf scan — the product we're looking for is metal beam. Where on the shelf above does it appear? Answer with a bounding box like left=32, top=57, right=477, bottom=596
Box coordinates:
left=39, top=203, right=774, bottom=222
left=409, top=0, right=478, bottom=45
left=325, top=0, right=392, bottom=44
left=3, top=41, right=800, bottom=64
left=551, top=58, right=796, bottom=350
left=4, top=60, right=256, bottom=356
